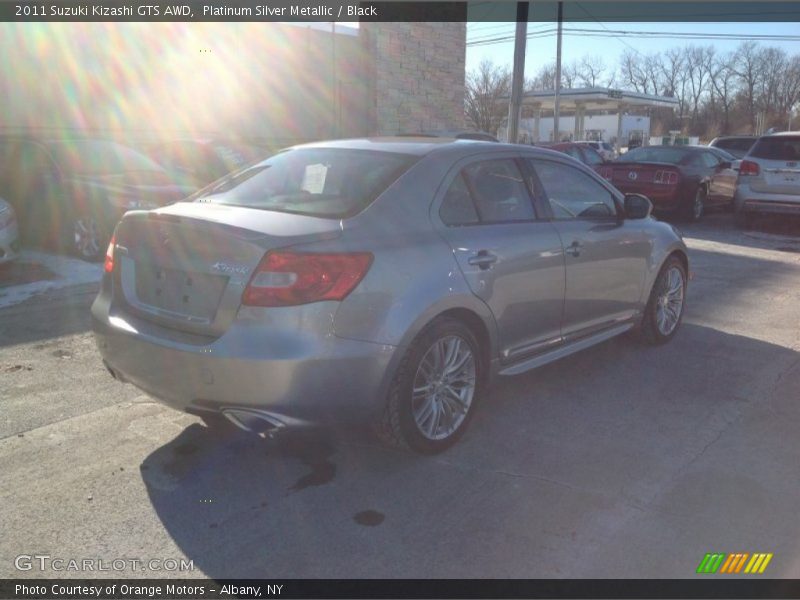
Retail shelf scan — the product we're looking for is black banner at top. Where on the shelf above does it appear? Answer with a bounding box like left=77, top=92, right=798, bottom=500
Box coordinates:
left=2, top=1, right=800, bottom=22
left=5, top=579, right=800, bottom=599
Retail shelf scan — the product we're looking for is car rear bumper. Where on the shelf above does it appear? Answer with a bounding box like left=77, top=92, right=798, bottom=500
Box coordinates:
left=91, top=296, right=396, bottom=427
left=734, top=188, right=800, bottom=215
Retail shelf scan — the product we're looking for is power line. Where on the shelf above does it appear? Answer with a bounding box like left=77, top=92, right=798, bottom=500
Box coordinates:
left=467, top=28, right=800, bottom=47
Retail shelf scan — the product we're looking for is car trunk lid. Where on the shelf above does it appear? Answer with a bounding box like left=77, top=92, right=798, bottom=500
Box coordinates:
left=605, top=161, right=680, bottom=191
left=113, top=202, right=342, bottom=337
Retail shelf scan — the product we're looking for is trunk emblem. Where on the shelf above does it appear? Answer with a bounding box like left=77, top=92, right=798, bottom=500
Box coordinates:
left=212, top=262, right=249, bottom=275
left=628, top=171, right=638, bottom=181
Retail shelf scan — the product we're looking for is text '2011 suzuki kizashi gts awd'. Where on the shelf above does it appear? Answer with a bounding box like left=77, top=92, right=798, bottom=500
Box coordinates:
left=93, top=138, right=688, bottom=453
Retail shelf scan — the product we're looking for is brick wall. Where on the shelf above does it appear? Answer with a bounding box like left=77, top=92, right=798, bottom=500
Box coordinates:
left=362, top=23, right=466, bottom=135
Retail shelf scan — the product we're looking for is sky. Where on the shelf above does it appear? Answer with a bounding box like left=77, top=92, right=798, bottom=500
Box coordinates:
left=466, top=21, right=800, bottom=81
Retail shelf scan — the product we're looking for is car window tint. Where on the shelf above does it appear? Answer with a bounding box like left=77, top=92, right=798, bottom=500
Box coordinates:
left=700, top=152, right=720, bottom=168
left=582, top=148, right=604, bottom=166
left=439, top=173, right=479, bottom=225
left=530, top=159, right=617, bottom=219
left=564, top=147, right=583, bottom=161
left=462, top=159, right=535, bottom=222
left=199, top=148, right=416, bottom=218
left=749, top=136, right=800, bottom=161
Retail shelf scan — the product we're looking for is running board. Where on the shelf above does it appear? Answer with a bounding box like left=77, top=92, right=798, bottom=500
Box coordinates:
left=498, top=323, right=634, bottom=376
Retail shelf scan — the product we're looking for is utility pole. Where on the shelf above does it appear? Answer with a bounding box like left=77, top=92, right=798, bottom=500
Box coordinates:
left=507, top=2, right=529, bottom=144
left=553, top=1, right=563, bottom=142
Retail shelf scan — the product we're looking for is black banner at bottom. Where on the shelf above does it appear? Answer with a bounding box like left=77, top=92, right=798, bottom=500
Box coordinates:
left=4, top=579, right=800, bottom=599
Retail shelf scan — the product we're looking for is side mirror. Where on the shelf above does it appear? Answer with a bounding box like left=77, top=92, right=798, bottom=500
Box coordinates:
left=624, top=193, right=653, bottom=220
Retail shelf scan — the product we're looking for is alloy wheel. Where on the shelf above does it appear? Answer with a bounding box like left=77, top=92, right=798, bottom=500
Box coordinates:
left=411, top=335, right=476, bottom=441
left=656, top=266, right=685, bottom=336
left=73, top=217, right=101, bottom=259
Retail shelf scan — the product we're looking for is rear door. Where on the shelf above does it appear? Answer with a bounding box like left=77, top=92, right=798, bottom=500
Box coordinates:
left=526, top=158, right=649, bottom=340
left=433, top=155, right=566, bottom=363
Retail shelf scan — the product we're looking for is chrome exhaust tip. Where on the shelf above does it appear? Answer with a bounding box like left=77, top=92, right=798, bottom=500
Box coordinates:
left=221, top=408, right=286, bottom=433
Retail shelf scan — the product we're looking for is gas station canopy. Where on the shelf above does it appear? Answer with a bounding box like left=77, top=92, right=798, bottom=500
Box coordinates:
left=501, top=87, right=679, bottom=147
left=519, top=87, right=679, bottom=111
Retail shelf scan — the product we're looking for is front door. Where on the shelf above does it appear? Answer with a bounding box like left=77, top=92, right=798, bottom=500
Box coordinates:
left=526, top=158, right=650, bottom=340
left=434, top=156, right=566, bottom=362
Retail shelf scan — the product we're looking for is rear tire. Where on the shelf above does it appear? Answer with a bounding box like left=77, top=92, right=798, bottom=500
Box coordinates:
left=681, top=187, right=706, bottom=222
left=375, top=318, right=484, bottom=454
left=637, top=256, right=687, bottom=346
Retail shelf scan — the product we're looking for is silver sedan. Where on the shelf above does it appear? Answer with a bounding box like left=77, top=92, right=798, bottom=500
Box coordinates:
left=92, top=139, right=688, bottom=453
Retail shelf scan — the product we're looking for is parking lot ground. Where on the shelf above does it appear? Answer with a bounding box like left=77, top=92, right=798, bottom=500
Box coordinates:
left=1, top=212, right=800, bottom=579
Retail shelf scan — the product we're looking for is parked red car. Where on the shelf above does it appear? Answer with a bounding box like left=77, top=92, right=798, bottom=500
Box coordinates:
left=596, top=145, right=738, bottom=221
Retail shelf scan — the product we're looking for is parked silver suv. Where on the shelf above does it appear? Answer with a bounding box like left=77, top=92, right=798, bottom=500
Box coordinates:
left=734, top=132, right=800, bottom=227
left=93, top=138, right=688, bottom=453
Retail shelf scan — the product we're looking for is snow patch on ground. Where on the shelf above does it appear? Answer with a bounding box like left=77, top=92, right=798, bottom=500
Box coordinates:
left=0, top=251, right=102, bottom=309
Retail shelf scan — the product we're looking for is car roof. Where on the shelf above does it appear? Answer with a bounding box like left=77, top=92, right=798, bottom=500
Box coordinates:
left=711, top=135, right=757, bottom=141
left=271, top=137, right=584, bottom=165
left=760, top=131, right=800, bottom=137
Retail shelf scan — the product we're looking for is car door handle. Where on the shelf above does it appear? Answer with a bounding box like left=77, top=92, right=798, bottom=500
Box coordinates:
left=566, top=241, right=583, bottom=257
left=468, top=251, right=498, bottom=270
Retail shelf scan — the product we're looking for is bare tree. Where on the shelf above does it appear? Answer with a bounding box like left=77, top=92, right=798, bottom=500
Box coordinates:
left=732, top=41, right=763, bottom=131
left=527, top=62, right=558, bottom=91
left=577, top=55, right=607, bottom=88
left=709, top=51, right=737, bottom=134
left=685, top=46, right=715, bottom=130
left=464, top=59, right=511, bottom=135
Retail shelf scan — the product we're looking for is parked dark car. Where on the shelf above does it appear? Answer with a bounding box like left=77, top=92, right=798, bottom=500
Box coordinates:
left=0, top=137, right=193, bottom=260
left=141, top=138, right=270, bottom=189
left=709, top=135, right=758, bottom=159
left=544, top=142, right=606, bottom=171
left=94, top=138, right=688, bottom=453
left=597, top=145, right=738, bottom=221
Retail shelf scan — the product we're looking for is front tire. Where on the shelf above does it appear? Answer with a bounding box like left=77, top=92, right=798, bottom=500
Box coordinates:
left=375, top=318, right=484, bottom=454
left=637, top=256, right=687, bottom=345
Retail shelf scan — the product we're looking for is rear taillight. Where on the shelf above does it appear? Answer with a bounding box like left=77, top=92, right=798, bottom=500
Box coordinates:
left=654, top=170, right=679, bottom=185
left=739, top=160, right=760, bottom=176
left=242, top=251, right=373, bottom=307
left=104, top=235, right=116, bottom=273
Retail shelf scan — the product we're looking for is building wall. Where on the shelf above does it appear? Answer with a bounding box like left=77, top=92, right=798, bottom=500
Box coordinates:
left=0, top=22, right=466, bottom=145
left=363, top=23, right=466, bottom=135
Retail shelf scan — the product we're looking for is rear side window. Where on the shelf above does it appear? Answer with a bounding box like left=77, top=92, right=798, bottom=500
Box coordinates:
left=439, top=173, right=479, bottom=225
left=699, top=152, right=720, bottom=168
left=198, top=148, right=416, bottom=218
left=463, top=159, right=536, bottom=222
left=749, top=137, right=800, bottom=161
left=582, top=148, right=604, bottom=166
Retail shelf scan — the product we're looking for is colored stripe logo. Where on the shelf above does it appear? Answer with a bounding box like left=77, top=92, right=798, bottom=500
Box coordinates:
left=697, top=553, right=773, bottom=574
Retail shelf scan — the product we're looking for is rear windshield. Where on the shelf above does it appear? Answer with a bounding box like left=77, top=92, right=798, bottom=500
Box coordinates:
left=196, top=148, right=416, bottom=218
left=749, top=136, right=800, bottom=161
left=712, top=138, right=756, bottom=154
left=617, top=146, right=692, bottom=165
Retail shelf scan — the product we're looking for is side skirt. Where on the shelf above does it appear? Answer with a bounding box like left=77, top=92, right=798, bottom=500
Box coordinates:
left=497, top=322, right=634, bottom=377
